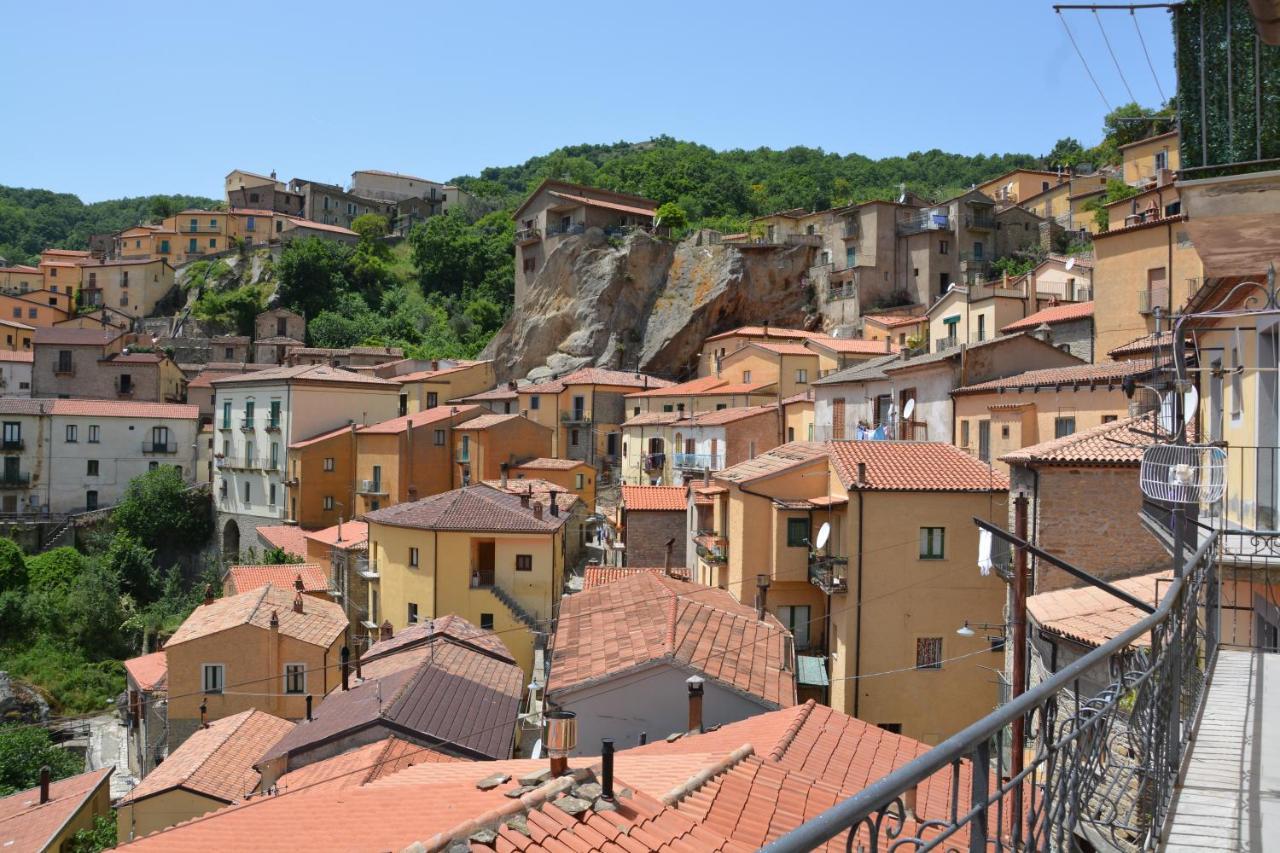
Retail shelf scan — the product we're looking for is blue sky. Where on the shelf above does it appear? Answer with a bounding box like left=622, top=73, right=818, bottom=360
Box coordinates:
left=0, top=0, right=1175, bottom=202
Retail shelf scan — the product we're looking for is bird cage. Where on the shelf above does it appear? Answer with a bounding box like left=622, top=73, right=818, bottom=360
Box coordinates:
left=1139, top=444, right=1227, bottom=505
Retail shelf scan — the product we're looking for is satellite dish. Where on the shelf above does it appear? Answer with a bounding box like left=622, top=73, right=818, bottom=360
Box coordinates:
left=902, top=398, right=915, bottom=421
left=815, top=522, right=831, bottom=551
left=1065, top=257, right=1076, bottom=271
left=1157, top=386, right=1199, bottom=433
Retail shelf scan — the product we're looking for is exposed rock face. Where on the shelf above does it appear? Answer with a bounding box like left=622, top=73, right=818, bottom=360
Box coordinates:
left=0, top=671, right=51, bottom=724
left=484, top=230, right=819, bottom=381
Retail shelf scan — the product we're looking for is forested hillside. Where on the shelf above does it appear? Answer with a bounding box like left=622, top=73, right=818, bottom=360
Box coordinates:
left=0, top=187, right=218, bottom=265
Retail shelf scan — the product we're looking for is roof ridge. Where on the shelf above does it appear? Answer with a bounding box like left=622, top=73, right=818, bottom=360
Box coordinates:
left=246, top=584, right=272, bottom=626
left=660, top=744, right=755, bottom=806
left=768, top=700, right=818, bottom=762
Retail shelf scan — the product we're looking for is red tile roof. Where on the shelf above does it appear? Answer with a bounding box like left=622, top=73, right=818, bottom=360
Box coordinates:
left=450, top=412, right=525, bottom=431
left=806, top=337, right=899, bottom=355
left=1028, top=570, right=1170, bottom=647
left=625, top=375, right=734, bottom=398
left=1000, top=413, right=1178, bottom=467
left=688, top=404, right=777, bottom=426
left=952, top=358, right=1155, bottom=395
left=705, top=326, right=825, bottom=342
left=362, top=613, right=514, bottom=665
left=0, top=351, right=32, bottom=363
left=582, top=566, right=688, bottom=589
left=858, top=313, right=926, bottom=329
left=1000, top=300, right=1095, bottom=333
left=715, top=441, right=830, bottom=484
left=211, top=363, right=397, bottom=387
left=546, top=189, right=657, bottom=218
left=481, top=479, right=581, bottom=514
left=357, top=404, right=480, bottom=434
left=1108, top=330, right=1174, bottom=358
left=273, top=736, right=459, bottom=793
left=522, top=368, right=674, bottom=394
left=286, top=423, right=352, bottom=450
left=303, top=520, right=368, bottom=549
left=622, top=484, right=687, bottom=511
left=284, top=217, right=357, bottom=236
left=254, top=525, right=309, bottom=558
left=364, top=483, right=569, bottom=533
left=512, top=457, right=589, bottom=471
left=826, top=441, right=1009, bottom=491
left=746, top=341, right=820, bottom=356
left=548, top=572, right=796, bottom=708
left=166, top=584, right=347, bottom=648
left=32, top=326, right=122, bottom=346
left=226, top=564, right=329, bottom=596
left=0, top=398, right=198, bottom=419
left=0, top=768, right=112, bottom=853
left=118, top=710, right=294, bottom=806
left=123, top=651, right=168, bottom=692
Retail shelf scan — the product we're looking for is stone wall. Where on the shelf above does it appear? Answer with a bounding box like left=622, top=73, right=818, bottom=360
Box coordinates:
left=1039, top=317, right=1094, bottom=363
left=1010, top=463, right=1166, bottom=594
left=623, top=508, right=687, bottom=568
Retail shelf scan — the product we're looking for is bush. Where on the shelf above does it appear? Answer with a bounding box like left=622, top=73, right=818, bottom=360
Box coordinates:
left=113, top=467, right=212, bottom=553
left=0, top=724, right=85, bottom=796
left=0, top=538, right=25, bottom=592
left=0, top=641, right=124, bottom=714
left=25, top=547, right=88, bottom=596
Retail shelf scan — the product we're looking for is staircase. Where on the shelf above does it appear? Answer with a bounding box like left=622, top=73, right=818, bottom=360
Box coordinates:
left=489, top=585, right=539, bottom=632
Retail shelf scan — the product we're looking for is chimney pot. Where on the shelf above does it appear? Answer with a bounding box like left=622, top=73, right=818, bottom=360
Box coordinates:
left=601, top=739, right=615, bottom=800
left=294, top=574, right=304, bottom=592
left=549, top=491, right=559, bottom=516
left=533, top=502, right=543, bottom=520
left=520, top=492, right=530, bottom=508
left=663, top=538, right=675, bottom=577
left=200, top=699, right=208, bottom=729
left=857, top=461, right=868, bottom=485
left=292, top=596, right=303, bottom=616
left=687, top=675, right=705, bottom=734
left=39, top=766, right=50, bottom=804
left=500, top=462, right=509, bottom=489
left=269, top=609, right=280, bottom=629
left=380, top=620, right=393, bottom=641
left=305, top=694, right=313, bottom=721
left=340, top=646, right=350, bottom=691
left=545, top=710, right=577, bottom=775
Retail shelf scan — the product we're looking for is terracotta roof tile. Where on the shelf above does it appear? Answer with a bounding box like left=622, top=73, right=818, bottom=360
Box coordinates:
left=826, top=441, right=1008, bottom=492
left=715, top=442, right=829, bottom=484
left=582, top=566, right=688, bottom=589
left=118, top=710, right=294, bottom=806
left=32, top=326, right=122, bottom=346
left=452, top=412, right=527, bottom=431
left=287, top=423, right=352, bottom=450
left=0, top=398, right=197, bottom=419
left=165, top=584, right=347, bottom=648
left=862, top=313, right=927, bottom=329
left=705, top=326, right=825, bottom=342
left=123, top=651, right=167, bottom=692
left=746, top=341, right=820, bottom=356
left=303, top=521, right=368, bottom=549
left=0, top=768, right=112, bottom=853
left=366, top=484, right=569, bottom=533
left=1000, top=413, right=1181, bottom=467
left=1000, top=300, right=1094, bottom=333
left=211, top=363, right=397, bottom=387
left=547, top=573, right=796, bottom=708
left=284, top=217, right=357, bottom=236
left=1028, top=570, right=1170, bottom=647
left=522, top=368, right=674, bottom=394
left=626, top=375, right=735, bottom=398
left=1108, top=330, right=1174, bottom=357
left=952, top=358, right=1156, bottom=395
left=512, top=457, right=588, bottom=471
left=254, top=525, right=309, bottom=558
left=622, top=485, right=687, bottom=511
left=226, top=564, right=329, bottom=596
left=357, top=404, right=481, bottom=434
left=482, top=479, right=581, bottom=515
left=273, top=736, right=459, bottom=793
left=805, top=337, right=899, bottom=355
left=362, top=614, right=515, bottom=665
left=0, top=351, right=33, bottom=363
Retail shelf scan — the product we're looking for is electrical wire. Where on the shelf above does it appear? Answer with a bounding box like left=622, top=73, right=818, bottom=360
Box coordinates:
left=1131, top=9, right=1168, bottom=102
left=1094, top=9, right=1137, bottom=103
left=1058, top=10, right=1113, bottom=111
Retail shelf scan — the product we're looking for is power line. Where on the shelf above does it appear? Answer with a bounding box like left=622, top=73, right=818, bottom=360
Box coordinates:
left=1094, top=10, right=1138, bottom=103
left=1058, top=10, right=1114, bottom=112
left=1131, top=9, right=1168, bottom=102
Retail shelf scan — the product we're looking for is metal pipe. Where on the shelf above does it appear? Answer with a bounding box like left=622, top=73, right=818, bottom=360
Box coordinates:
left=601, top=738, right=615, bottom=800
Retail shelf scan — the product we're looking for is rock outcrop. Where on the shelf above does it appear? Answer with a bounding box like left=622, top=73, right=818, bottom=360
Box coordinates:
left=484, top=229, right=820, bottom=381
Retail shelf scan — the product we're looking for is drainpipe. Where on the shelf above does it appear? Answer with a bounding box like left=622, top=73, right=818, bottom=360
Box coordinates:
left=852, top=482, right=865, bottom=720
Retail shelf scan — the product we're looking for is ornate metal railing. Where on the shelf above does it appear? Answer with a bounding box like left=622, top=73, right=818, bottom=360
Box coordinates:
left=764, top=527, right=1219, bottom=853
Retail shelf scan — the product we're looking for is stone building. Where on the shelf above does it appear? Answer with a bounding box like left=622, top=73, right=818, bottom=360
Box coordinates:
left=619, top=484, right=688, bottom=567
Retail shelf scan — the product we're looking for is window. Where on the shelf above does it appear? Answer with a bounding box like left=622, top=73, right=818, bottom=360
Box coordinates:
left=480, top=613, right=494, bottom=630
left=916, top=637, right=943, bottom=670
left=575, top=473, right=585, bottom=489
left=529, top=396, right=540, bottom=410
left=976, top=315, right=986, bottom=342
left=1054, top=416, right=1076, bottom=438
left=939, top=239, right=949, bottom=255
left=878, top=723, right=903, bottom=734
left=920, top=527, right=945, bottom=559
left=1154, top=148, right=1168, bottom=171
left=795, top=368, right=808, bottom=384
left=244, top=401, right=254, bottom=426
left=243, top=481, right=251, bottom=502
left=786, top=517, right=809, bottom=548
left=202, top=664, right=225, bottom=694
left=284, top=663, right=305, bottom=694
left=409, top=547, right=420, bottom=567
left=222, top=401, right=232, bottom=429
left=407, top=602, right=419, bottom=624
left=742, top=370, right=752, bottom=383
left=88, top=425, right=100, bottom=443
left=570, top=428, right=580, bottom=446
left=268, top=484, right=276, bottom=506
left=845, top=247, right=855, bottom=267
left=523, top=257, right=536, bottom=274
left=960, top=420, right=970, bottom=449
left=434, top=429, right=445, bottom=446
left=1102, top=414, right=1119, bottom=424
left=515, top=554, right=533, bottom=572
left=777, top=604, right=811, bottom=650
left=972, top=241, right=984, bottom=260
left=1001, top=424, right=1010, bottom=439
left=323, top=457, right=335, bottom=471
left=85, top=490, right=98, bottom=510
left=371, top=465, right=382, bottom=490
left=323, top=496, right=335, bottom=510
left=978, top=420, right=991, bottom=462
left=57, top=350, right=72, bottom=373
left=270, top=443, right=279, bottom=469
left=269, top=400, right=281, bottom=428
left=26, top=308, right=35, bottom=320
left=65, top=425, right=78, bottom=443
left=10, top=308, right=17, bottom=319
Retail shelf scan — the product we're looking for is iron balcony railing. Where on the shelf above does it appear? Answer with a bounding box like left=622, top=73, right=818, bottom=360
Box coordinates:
left=1, top=439, right=23, bottom=451
left=0, top=472, right=30, bottom=487
left=764, top=526, right=1221, bottom=853
left=808, top=554, right=849, bottom=593
left=965, top=213, right=997, bottom=230
left=897, top=212, right=951, bottom=235
left=545, top=222, right=586, bottom=238
left=673, top=452, right=723, bottom=471
left=785, top=233, right=824, bottom=247
left=142, top=441, right=177, bottom=454
left=514, top=227, right=541, bottom=243
left=560, top=409, right=592, bottom=424
left=643, top=452, right=665, bottom=470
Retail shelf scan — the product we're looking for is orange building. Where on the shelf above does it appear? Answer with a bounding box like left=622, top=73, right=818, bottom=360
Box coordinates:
left=371, top=359, right=496, bottom=413
left=453, top=413, right=554, bottom=486
left=508, top=457, right=597, bottom=507
left=0, top=292, right=70, bottom=327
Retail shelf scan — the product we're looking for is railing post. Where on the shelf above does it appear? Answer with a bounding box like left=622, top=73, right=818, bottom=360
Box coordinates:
left=968, top=739, right=989, bottom=853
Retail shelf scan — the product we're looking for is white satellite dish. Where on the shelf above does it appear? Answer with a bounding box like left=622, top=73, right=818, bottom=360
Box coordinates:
left=815, top=522, right=831, bottom=551
left=902, top=398, right=915, bottom=421
left=1065, top=257, right=1076, bottom=271
left=1157, top=386, right=1199, bottom=433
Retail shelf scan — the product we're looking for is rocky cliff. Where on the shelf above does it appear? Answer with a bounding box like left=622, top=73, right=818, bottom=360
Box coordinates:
left=483, top=230, right=820, bottom=381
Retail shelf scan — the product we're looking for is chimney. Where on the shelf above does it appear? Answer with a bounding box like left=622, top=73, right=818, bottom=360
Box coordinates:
left=355, top=646, right=363, bottom=680
left=663, top=538, right=675, bottom=577
left=39, top=766, right=50, bottom=804
left=305, top=694, right=313, bottom=722
left=857, top=461, right=868, bottom=486
left=533, top=502, right=543, bottom=520
left=601, top=739, right=615, bottom=800
left=544, top=710, right=577, bottom=776
left=549, top=491, right=559, bottom=516
left=519, top=492, right=530, bottom=508
left=340, top=646, right=350, bottom=691
left=500, top=462, right=509, bottom=489
left=885, top=336, right=891, bottom=353
left=687, top=675, right=705, bottom=734
left=293, top=587, right=304, bottom=615
left=507, top=380, right=517, bottom=391
left=200, top=699, right=208, bottom=729
left=755, top=574, right=770, bottom=621
left=380, top=620, right=393, bottom=641
left=203, top=584, right=214, bottom=606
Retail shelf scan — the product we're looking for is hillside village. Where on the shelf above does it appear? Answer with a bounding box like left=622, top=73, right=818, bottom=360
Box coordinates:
left=0, top=1, right=1278, bottom=850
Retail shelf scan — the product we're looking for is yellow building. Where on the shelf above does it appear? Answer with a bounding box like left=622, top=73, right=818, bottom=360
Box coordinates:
left=165, top=210, right=230, bottom=264
left=0, top=318, right=34, bottom=351
left=0, top=768, right=113, bottom=853
left=951, top=360, right=1153, bottom=473
left=0, top=292, right=69, bottom=327
left=782, top=390, right=815, bottom=443
left=78, top=257, right=175, bottom=317
left=509, top=457, right=597, bottom=507
left=375, top=359, right=496, bottom=413
left=115, top=709, right=294, bottom=844
left=364, top=484, right=572, bottom=677
left=709, top=441, right=1008, bottom=743
left=624, top=375, right=777, bottom=417
left=161, top=584, right=347, bottom=752
left=1120, top=130, right=1180, bottom=186
left=717, top=342, right=820, bottom=398
left=0, top=263, right=44, bottom=294
left=925, top=280, right=1038, bottom=350
left=517, top=367, right=673, bottom=465
left=226, top=208, right=281, bottom=248
left=976, top=168, right=1066, bottom=205
left=862, top=313, right=928, bottom=349
left=1091, top=215, right=1203, bottom=358
left=699, top=325, right=827, bottom=377
left=38, top=248, right=88, bottom=298
left=453, top=412, right=554, bottom=487
left=351, top=404, right=485, bottom=516
left=1019, top=174, right=1107, bottom=229
left=804, top=337, right=897, bottom=377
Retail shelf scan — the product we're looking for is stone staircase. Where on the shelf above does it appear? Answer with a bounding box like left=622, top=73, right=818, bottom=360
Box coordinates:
left=489, top=585, right=540, bottom=633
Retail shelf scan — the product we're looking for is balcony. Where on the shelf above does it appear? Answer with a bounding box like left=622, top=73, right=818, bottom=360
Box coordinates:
left=240, top=417, right=255, bottom=431
left=0, top=472, right=30, bottom=488
left=841, top=220, right=859, bottom=239
left=142, top=441, right=177, bottom=454
left=643, top=452, right=665, bottom=470
left=673, top=452, right=723, bottom=471
left=897, top=211, right=950, bottom=236
left=560, top=409, right=592, bottom=424
left=218, top=421, right=233, bottom=431
left=959, top=251, right=989, bottom=271
left=1, top=439, right=23, bottom=451
left=1137, top=287, right=1168, bottom=315
left=454, top=449, right=471, bottom=464
left=545, top=222, right=586, bottom=238
left=785, top=233, right=824, bottom=247
left=357, top=479, right=387, bottom=496
left=178, top=224, right=220, bottom=233
left=935, top=335, right=959, bottom=353
left=514, top=227, right=542, bottom=244
left=264, top=419, right=281, bottom=432
left=53, top=365, right=74, bottom=377
left=694, top=532, right=727, bottom=564
left=964, top=213, right=996, bottom=230
left=808, top=555, right=849, bottom=593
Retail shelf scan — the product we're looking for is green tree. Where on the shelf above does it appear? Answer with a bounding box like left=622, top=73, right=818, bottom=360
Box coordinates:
left=654, top=202, right=688, bottom=232
left=0, top=725, right=83, bottom=796
left=112, top=467, right=213, bottom=554
left=66, top=814, right=117, bottom=853
left=275, top=237, right=352, bottom=322
left=408, top=212, right=482, bottom=298
left=1044, top=137, right=1086, bottom=168
left=25, top=547, right=88, bottom=597
left=103, top=532, right=158, bottom=604
left=262, top=546, right=304, bottom=565
left=192, top=283, right=268, bottom=336
left=0, top=538, right=25, bottom=592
